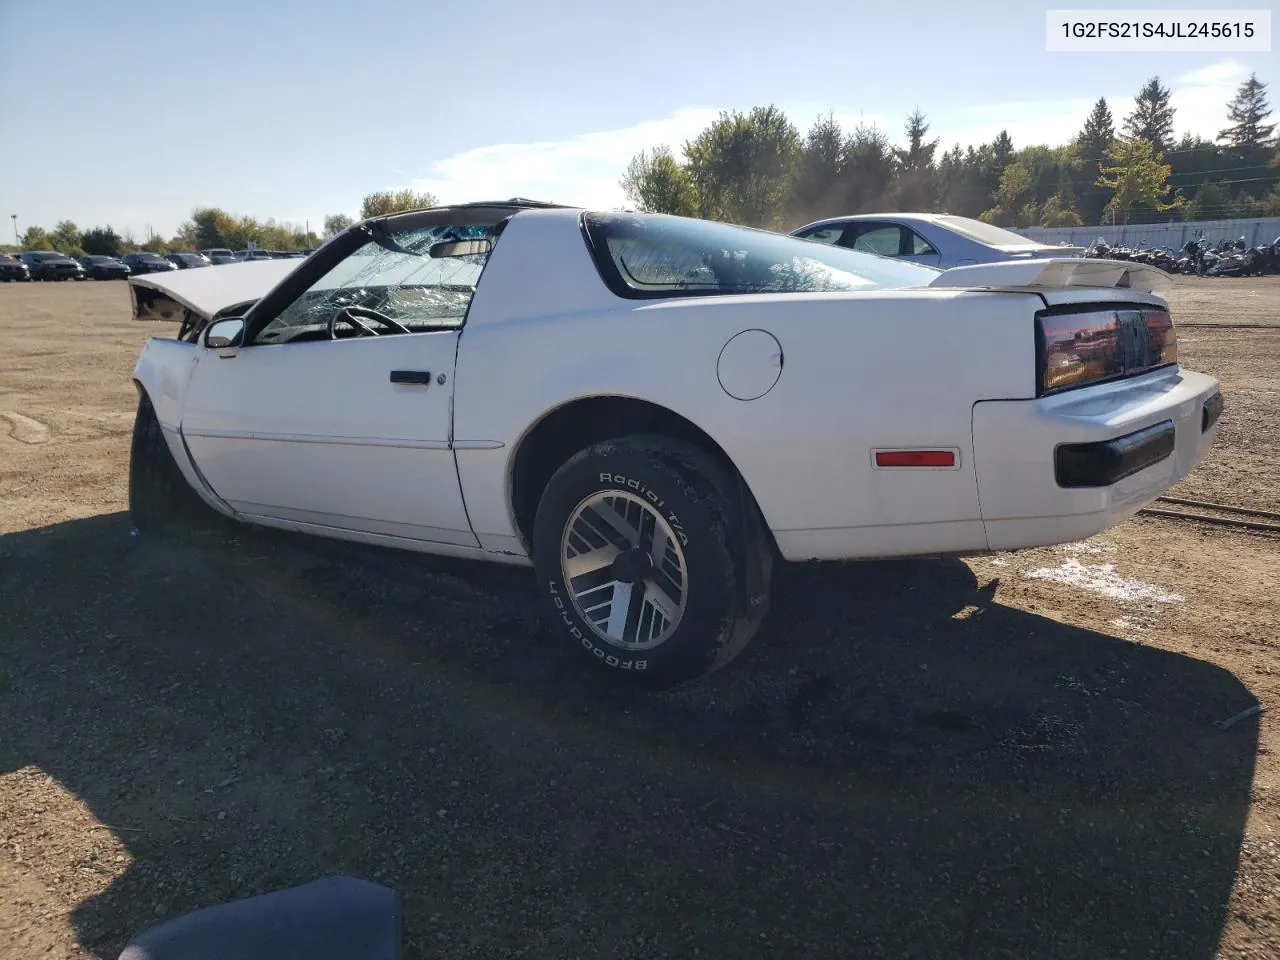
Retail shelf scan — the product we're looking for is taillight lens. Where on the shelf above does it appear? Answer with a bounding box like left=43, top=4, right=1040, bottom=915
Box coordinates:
left=1037, top=307, right=1177, bottom=394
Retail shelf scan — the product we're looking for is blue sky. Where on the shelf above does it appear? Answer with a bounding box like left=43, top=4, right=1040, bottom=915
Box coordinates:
left=0, top=0, right=1274, bottom=239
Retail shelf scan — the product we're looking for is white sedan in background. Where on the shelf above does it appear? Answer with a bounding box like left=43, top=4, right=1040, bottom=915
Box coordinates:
left=127, top=201, right=1221, bottom=687
left=791, top=212, right=1084, bottom=268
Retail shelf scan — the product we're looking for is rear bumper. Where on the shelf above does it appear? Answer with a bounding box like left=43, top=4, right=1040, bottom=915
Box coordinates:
left=973, top=367, right=1222, bottom=550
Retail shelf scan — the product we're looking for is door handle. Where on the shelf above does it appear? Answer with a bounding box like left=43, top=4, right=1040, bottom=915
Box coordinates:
left=389, top=370, right=431, bottom=385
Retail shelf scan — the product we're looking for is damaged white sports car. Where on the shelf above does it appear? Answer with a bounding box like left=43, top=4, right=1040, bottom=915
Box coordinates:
left=128, top=200, right=1223, bottom=686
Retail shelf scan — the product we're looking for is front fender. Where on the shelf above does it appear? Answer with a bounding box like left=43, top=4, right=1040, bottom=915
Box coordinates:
left=132, top=338, right=238, bottom=519
left=133, top=337, right=199, bottom=431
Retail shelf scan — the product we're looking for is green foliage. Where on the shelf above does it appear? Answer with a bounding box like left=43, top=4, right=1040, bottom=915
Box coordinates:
left=789, top=113, right=846, bottom=220
left=896, top=109, right=938, bottom=174
left=683, top=105, right=800, bottom=227
left=1039, top=195, right=1084, bottom=227
left=20, top=226, right=52, bottom=250
left=177, top=207, right=318, bottom=253
left=1096, top=138, right=1181, bottom=223
left=620, top=146, right=697, bottom=216
left=938, top=143, right=994, bottom=219
left=977, top=206, right=1009, bottom=226
left=1219, top=73, right=1275, bottom=153
left=81, top=226, right=125, bottom=258
left=324, top=213, right=354, bottom=237
left=1185, top=181, right=1231, bottom=220
left=841, top=123, right=896, bottom=214
left=50, top=220, right=82, bottom=254
left=187, top=208, right=240, bottom=250
left=991, top=130, right=1015, bottom=176
left=995, top=161, right=1033, bottom=213
left=359, top=189, right=439, bottom=220
left=1079, top=98, right=1115, bottom=161
left=1257, top=184, right=1280, bottom=216
left=1123, top=76, right=1176, bottom=156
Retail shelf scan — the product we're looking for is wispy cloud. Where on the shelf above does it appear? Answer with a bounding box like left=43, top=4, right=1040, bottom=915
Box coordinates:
left=1169, top=58, right=1250, bottom=142
left=410, top=108, right=720, bottom=210
left=400, top=60, right=1250, bottom=210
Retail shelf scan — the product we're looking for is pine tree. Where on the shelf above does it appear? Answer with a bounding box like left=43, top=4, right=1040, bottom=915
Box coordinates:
left=1218, top=73, right=1276, bottom=153
left=991, top=130, right=1015, bottom=173
left=1078, top=98, right=1115, bottom=163
left=896, top=109, right=939, bottom=173
left=1076, top=98, right=1116, bottom=225
left=1123, top=76, right=1176, bottom=156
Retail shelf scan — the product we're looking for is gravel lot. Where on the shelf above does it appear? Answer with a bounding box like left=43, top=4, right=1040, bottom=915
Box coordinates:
left=1, top=277, right=1277, bottom=960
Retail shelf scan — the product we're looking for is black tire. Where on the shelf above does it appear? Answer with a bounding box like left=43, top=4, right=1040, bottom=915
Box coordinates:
left=532, top=435, right=771, bottom=688
left=129, top=391, right=219, bottom=534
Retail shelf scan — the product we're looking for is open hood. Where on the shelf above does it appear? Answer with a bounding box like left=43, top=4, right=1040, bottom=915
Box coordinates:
left=927, top=256, right=1170, bottom=295
left=130, top=258, right=301, bottom=323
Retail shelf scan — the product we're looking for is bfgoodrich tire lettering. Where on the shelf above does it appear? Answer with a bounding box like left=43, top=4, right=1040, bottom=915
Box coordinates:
left=532, top=435, right=770, bottom=688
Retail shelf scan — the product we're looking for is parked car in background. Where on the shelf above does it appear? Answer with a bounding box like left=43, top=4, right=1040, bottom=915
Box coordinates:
left=125, top=201, right=1220, bottom=688
left=200, top=248, right=239, bottom=265
left=79, top=255, right=132, bottom=280
left=167, top=252, right=212, bottom=270
left=123, top=252, right=179, bottom=275
left=791, top=213, right=1085, bottom=268
left=235, top=249, right=276, bottom=262
left=0, top=253, right=31, bottom=281
left=20, top=250, right=85, bottom=281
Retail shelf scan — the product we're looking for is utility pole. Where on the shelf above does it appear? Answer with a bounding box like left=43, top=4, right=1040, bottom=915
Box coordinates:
left=10, top=214, right=17, bottom=247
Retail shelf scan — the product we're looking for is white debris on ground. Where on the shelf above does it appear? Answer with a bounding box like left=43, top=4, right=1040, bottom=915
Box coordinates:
left=1061, top=539, right=1116, bottom=556
left=1022, top=557, right=1185, bottom=604
left=1109, top=616, right=1142, bottom=630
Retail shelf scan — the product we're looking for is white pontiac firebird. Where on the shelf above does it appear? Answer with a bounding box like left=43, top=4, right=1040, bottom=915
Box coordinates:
left=128, top=200, right=1223, bottom=686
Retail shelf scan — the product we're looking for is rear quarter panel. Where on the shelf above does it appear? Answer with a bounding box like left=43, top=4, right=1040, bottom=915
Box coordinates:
left=454, top=211, right=1042, bottom=559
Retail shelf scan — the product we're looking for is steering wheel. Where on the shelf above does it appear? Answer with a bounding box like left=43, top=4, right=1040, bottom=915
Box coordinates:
left=327, top=305, right=412, bottom=339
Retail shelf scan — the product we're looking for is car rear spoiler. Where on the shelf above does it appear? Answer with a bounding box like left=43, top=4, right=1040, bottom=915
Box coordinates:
left=927, top=257, right=1170, bottom=294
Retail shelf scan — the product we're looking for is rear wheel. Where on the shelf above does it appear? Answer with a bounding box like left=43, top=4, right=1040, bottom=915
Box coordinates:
left=129, top=392, right=219, bottom=534
left=532, top=435, right=771, bottom=688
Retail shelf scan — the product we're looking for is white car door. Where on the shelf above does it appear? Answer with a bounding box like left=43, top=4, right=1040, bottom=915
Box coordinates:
left=179, top=216, right=500, bottom=547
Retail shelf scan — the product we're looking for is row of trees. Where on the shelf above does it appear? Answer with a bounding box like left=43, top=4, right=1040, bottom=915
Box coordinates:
left=621, top=73, right=1280, bottom=229
left=2, top=189, right=439, bottom=258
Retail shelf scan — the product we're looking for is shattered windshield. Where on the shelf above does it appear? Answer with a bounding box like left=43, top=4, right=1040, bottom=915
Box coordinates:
left=253, top=224, right=495, bottom=345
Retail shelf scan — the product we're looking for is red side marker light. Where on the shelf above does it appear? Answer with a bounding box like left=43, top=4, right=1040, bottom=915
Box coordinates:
left=875, top=450, right=956, bottom=468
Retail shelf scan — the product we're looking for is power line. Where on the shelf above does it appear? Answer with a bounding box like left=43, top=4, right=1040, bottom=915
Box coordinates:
left=1167, top=163, right=1280, bottom=178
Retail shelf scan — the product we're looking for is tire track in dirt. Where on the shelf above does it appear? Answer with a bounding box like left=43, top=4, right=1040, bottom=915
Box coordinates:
left=0, top=412, right=50, bottom=445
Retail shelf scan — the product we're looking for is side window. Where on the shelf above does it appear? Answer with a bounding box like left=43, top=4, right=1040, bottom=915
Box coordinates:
left=252, top=222, right=496, bottom=346
left=848, top=225, right=903, bottom=257
left=908, top=230, right=938, bottom=255
left=797, top=225, right=845, bottom=245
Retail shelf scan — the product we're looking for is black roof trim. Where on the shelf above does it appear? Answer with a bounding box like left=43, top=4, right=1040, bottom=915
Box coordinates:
left=368, top=197, right=578, bottom=228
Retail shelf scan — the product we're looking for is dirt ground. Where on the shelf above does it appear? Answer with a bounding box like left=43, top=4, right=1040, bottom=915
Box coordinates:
left=1, top=276, right=1277, bottom=960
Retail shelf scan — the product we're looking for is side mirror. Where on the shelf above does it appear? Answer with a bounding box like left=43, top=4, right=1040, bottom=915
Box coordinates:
left=203, top=317, right=245, bottom=354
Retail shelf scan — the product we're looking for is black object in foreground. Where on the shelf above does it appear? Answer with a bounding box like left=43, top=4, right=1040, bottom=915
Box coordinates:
left=117, top=875, right=400, bottom=960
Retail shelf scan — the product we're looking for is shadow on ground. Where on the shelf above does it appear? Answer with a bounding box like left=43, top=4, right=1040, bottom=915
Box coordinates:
left=0, top=513, right=1259, bottom=959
